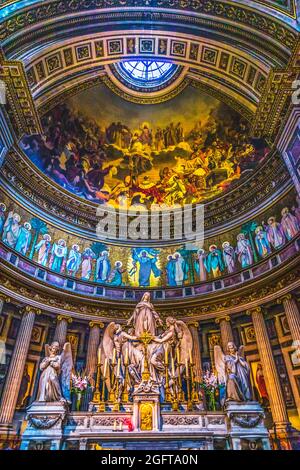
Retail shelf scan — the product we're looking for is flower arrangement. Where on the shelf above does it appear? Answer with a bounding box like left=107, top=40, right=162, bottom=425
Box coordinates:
left=200, top=370, right=220, bottom=411
left=121, top=417, right=134, bottom=432
left=71, top=372, right=89, bottom=411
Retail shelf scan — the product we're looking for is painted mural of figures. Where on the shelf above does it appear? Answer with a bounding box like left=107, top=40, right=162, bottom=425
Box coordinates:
left=127, top=292, right=163, bottom=337
left=107, top=261, right=125, bottom=286
left=222, top=242, right=236, bottom=274
left=35, top=234, right=52, bottom=266
left=214, top=342, right=252, bottom=402
left=15, top=222, right=32, bottom=256
left=292, top=196, right=300, bottom=224
left=265, top=216, right=286, bottom=249
left=280, top=207, right=299, bottom=241
left=0, top=203, right=6, bottom=235
left=131, top=249, right=161, bottom=287
left=49, top=239, right=68, bottom=273
left=166, top=255, right=176, bottom=286
left=205, top=245, right=224, bottom=278
left=255, top=363, right=269, bottom=406
left=81, top=247, right=96, bottom=281
left=2, top=211, right=21, bottom=248
left=66, top=244, right=82, bottom=276
left=36, top=342, right=73, bottom=403
left=173, top=252, right=188, bottom=286
left=194, top=248, right=207, bottom=281
left=235, top=233, right=253, bottom=268
left=96, top=250, right=111, bottom=283
left=254, top=226, right=271, bottom=258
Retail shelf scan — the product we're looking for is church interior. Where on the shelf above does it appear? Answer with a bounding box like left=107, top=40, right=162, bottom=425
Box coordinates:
left=0, top=0, right=300, bottom=452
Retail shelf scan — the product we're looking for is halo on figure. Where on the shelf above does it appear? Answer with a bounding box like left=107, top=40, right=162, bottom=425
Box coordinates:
left=13, top=213, right=21, bottom=222
left=281, top=207, right=289, bottom=216
left=174, top=252, right=181, bottom=258
left=221, top=241, right=230, bottom=249
left=72, top=244, right=80, bottom=251
left=197, top=248, right=205, bottom=256
left=209, top=244, right=217, bottom=252
left=237, top=233, right=245, bottom=240
left=24, top=222, right=31, bottom=231
left=115, top=261, right=123, bottom=268
left=58, top=239, right=66, bottom=246
left=255, top=226, right=263, bottom=234
left=44, top=234, right=51, bottom=241
left=101, top=250, right=109, bottom=256
left=267, top=217, right=275, bottom=224
left=0, top=203, right=6, bottom=211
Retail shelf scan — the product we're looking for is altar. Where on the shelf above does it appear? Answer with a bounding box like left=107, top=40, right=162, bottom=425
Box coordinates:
left=20, top=294, right=271, bottom=450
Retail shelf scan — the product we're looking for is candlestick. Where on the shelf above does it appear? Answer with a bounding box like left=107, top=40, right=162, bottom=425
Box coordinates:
left=189, top=348, right=193, bottom=364
left=125, top=347, right=129, bottom=366
left=113, top=420, right=117, bottom=432
left=185, top=358, right=189, bottom=377
left=97, top=348, right=101, bottom=365
left=117, top=357, right=121, bottom=377
left=103, top=358, right=108, bottom=378
left=112, top=348, right=116, bottom=365
left=165, top=346, right=169, bottom=365
left=171, top=356, right=175, bottom=377
left=176, top=348, right=180, bottom=364
left=119, top=421, right=123, bottom=431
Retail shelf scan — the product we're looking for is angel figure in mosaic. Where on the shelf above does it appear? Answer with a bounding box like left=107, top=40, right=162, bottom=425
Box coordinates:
left=36, top=341, right=73, bottom=403
left=214, top=342, right=252, bottom=403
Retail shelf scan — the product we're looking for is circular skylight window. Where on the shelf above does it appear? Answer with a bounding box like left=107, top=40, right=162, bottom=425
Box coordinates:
left=115, top=60, right=179, bottom=90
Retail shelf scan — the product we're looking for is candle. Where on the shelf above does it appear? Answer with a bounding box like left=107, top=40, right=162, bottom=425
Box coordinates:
left=119, top=421, right=123, bottom=431
left=103, top=358, right=108, bottom=378
left=171, top=357, right=175, bottom=377
left=176, top=348, right=180, bottom=364
left=113, top=419, right=117, bottom=431
left=117, top=357, right=121, bottom=377
left=112, top=348, right=116, bottom=364
left=125, top=347, right=129, bottom=365
left=165, top=347, right=168, bottom=365
left=185, top=358, right=189, bottom=378
left=189, top=349, right=193, bottom=364
left=97, top=348, right=101, bottom=365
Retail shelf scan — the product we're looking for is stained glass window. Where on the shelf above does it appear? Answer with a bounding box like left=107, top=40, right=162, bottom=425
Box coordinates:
left=117, top=60, right=178, bottom=88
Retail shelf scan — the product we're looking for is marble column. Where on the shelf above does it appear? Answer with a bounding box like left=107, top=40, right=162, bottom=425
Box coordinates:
left=0, top=306, right=41, bottom=429
left=215, top=316, right=234, bottom=352
left=0, top=293, right=10, bottom=316
left=278, top=294, right=300, bottom=343
left=250, top=307, right=290, bottom=434
left=54, top=315, right=72, bottom=347
left=188, top=321, right=202, bottom=380
left=86, top=321, right=104, bottom=386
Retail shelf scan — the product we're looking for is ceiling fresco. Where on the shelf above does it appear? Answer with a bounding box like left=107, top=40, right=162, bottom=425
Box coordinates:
left=21, top=82, right=269, bottom=209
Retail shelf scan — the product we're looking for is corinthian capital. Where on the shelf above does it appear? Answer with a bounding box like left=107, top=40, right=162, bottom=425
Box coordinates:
left=89, top=321, right=105, bottom=329
left=246, top=307, right=262, bottom=316
left=215, top=315, right=231, bottom=324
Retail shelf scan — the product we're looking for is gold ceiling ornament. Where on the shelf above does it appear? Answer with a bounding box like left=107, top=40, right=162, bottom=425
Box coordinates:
left=0, top=292, right=11, bottom=303
left=0, top=49, right=42, bottom=139
left=252, top=39, right=300, bottom=142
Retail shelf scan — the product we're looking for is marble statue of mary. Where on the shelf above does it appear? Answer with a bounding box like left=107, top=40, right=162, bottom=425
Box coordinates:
left=127, top=292, right=163, bottom=337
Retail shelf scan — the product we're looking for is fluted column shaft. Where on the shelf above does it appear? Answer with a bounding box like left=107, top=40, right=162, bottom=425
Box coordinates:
left=188, top=322, right=202, bottom=380
left=0, top=306, right=40, bottom=426
left=86, top=322, right=104, bottom=385
left=216, top=316, right=234, bottom=352
left=279, top=295, right=300, bottom=343
left=251, top=307, right=290, bottom=430
left=54, top=315, right=72, bottom=347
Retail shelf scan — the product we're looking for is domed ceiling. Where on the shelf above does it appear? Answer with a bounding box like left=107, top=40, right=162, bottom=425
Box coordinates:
left=20, top=78, right=269, bottom=208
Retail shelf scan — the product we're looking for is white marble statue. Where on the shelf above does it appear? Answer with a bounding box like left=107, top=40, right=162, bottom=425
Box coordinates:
left=36, top=342, right=73, bottom=403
